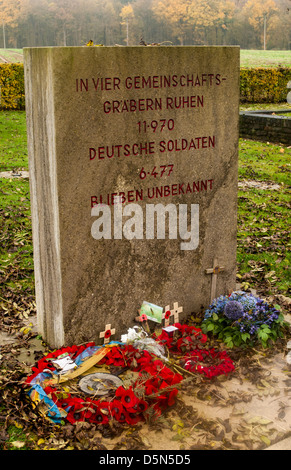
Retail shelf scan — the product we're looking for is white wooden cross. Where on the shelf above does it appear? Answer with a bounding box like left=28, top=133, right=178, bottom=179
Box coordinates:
left=163, top=302, right=183, bottom=326
left=205, top=257, right=225, bottom=302
left=99, top=324, right=116, bottom=344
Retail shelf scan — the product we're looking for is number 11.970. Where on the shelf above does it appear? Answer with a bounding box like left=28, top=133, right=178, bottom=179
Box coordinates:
left=137, top=119, right=175, bottom=133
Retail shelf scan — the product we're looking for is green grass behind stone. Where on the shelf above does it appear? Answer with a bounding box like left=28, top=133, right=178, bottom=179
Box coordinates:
left=237, top=188, right=290, bottom=295
left=2, top=49, right=291, bottom=68
left=239, top=139, right=291, bottom=186
left=240, top=49, right=291, bottom=68
left=237, top=137, right=290, bottom=296
left=0, top=111, right=28, bottom=172
left=0, top=178, right=34, bottom=296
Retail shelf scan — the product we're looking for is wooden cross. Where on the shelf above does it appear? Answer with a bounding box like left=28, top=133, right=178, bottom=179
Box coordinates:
left=163, top=302, right=183, bottom=326
left=205, top=258, right=225, bottom=302
left=135, top=313, right=150, bottom=333
left=99, top=324, right=116, bottom=344
left=162, top=306, right=172, bottom=327
left=172, top=302, right=183, bottom=323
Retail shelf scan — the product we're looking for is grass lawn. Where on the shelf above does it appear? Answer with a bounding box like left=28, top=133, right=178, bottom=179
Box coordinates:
left=240, top=103, right=291, bottom=112
left=1, top=48, right=291, bottom=68
left=237, top=138, right=291, bottom=296
left=240, top=49, right=291, bottom=68
left=0, top=49, right=23, bottom=63
left=0, top=111, right=28, bottom=171
left=0, top=111, right=290, bottom=311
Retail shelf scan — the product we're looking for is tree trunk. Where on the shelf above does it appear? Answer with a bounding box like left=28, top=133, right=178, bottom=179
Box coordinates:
left=263, top=14, right=266, bottom=50
left=2, top=21, right=6, bottom=49
left=63, top=24, right=67, bottom=46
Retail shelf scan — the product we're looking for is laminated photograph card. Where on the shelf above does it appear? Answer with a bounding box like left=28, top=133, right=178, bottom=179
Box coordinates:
left=139, top=301, right=163, bottom=323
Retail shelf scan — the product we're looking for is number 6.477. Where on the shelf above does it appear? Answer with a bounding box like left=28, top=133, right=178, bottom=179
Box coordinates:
left=139, top=164, right=174, bottom=179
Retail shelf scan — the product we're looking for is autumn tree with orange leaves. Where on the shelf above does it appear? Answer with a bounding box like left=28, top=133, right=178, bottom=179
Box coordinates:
left=243, top=0, right=278, bottom=49
left=152, top=0, right=236, bottom=45
left=0, top=0, right=25, bottom=48
left=0, top=0, right=290, bottom=50
left=152, top=0, right=191, bottom=45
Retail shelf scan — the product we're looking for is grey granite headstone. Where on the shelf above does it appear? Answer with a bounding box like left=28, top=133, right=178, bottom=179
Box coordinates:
left=24, top=46, right=240, bottom=348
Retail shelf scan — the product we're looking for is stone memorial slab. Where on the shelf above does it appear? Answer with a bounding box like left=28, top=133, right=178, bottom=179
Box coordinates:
left=24, top=46, right=240, bottom=348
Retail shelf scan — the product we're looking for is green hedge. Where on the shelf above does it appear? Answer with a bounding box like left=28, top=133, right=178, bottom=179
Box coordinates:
left=240, top=67, right=291, bottom=103
left=0, top=63, right=25, bottom=110
left=1, top=63, right=291, bottom=110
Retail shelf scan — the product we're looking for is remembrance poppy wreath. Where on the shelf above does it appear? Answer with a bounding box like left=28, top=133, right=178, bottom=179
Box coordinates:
left=25, top=342, right=184, bottom=426
left=181, top=349, right=235, bottom=379
left=25, top=323, right=235, bottom=426
left=156, top=323, right=235, bottom=379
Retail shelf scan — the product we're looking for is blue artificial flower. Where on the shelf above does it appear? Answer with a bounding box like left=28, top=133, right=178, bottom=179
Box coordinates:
left=204, top=295, right=229, bottom=319
left=203, top=290, right=281, bottom=336
left=229, top=291, right=257, bottom=311
left=224, top=300, right=244, bottom=320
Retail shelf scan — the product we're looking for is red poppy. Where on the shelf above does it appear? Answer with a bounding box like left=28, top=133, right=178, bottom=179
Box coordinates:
left=156, top=331, right=173, bottom=350
left=66, top=400, right=87, bottom=424
left=183, top=348, right=235, bottom=378
left=126, top=412, right=143, bottom=425
left=144, top=382, right=158, bottom=396
left=133, top=350, right=152, bottom=367
left=170, top=373, right=184, bottom=386
left=113, top=407, right=130, bottom=424
left=104, top=329, right=111, bottom=338
left=152, top=359, right=165, bottom=369
left=140, top=314, right=147, bottom=322
left=154, top=380, right=178, bottom=408
left=58, top=397, right=74, bottom=411
left=108, top=399, right=124, bottom=420
left=168, top=388, right=178, bottom=407
left=70, top=342, right=95, bottom=360
left=115, top=386, right=139, bottom=411
left=154, top=391, right=169, bottom=407
left=94, top=406, right=109, bottom=425
left=135, top=398, right=148, bottom=413
left=165, top=310, right=171, bottom=319
left=102, top=346, right=126, bottom=367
